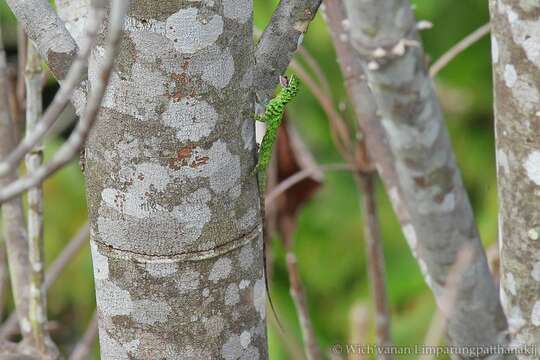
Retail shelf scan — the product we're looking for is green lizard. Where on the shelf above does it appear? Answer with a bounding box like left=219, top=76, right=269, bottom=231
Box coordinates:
left=253, top=74, right=299, bottom=332
left=253, top=74, right=300, bottom=190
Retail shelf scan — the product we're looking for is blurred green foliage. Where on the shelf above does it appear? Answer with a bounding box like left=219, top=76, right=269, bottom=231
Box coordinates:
left=0, top=0, right=496, bottom=358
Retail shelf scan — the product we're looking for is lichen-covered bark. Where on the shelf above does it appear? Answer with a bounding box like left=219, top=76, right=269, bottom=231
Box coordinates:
left=85, top=1, right=267, bottom=358
left=342, top=0, right=511, bottom=353
left=489, top=0, right=540, bottom=351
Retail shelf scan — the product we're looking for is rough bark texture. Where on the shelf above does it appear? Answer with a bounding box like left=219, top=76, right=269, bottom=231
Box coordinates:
left=6, top=0, right=78, bottom=80
left=85, top=1, right=268, bottom=358
left=341, top=0, right=511, bottom=353
left=489, top=0, right=540, bottom=351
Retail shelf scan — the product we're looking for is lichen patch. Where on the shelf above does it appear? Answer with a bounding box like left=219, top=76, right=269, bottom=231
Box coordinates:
left=91, top=241, right=109, bottom=280
left=253, top=278, right=266, bottom=320
left=162, top=98, right=218, bottom=142
left=223, top=0, right=252, bottom=23
left=524, top=151, right=540, bottom=185
left=505, top=272, right=517, bottom=296
left=209, top=257, right=233, bottom=283
left=531, top=301, right=540, bottom=326
left=95, top=280, right=133, bottom=317
left=166, top=8, right=223, bottom=54
left=132, top=299, right=172, bottom=324
left=504, top=64, right=518, bottom=88
left=145, top=262, right=177, bottom=277
left=189, top=46, right=235, bottom=89
left=491, top=35, right=499, bottom=64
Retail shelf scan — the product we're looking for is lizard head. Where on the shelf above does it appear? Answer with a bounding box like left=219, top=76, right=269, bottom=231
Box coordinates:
left=279, top=75, right=289, bottom=88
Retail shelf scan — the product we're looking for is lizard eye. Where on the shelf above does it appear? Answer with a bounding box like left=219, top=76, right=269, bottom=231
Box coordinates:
left=279, top=75, right=289, bottom=88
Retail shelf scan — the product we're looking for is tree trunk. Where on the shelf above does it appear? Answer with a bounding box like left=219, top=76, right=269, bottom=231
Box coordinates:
left=489, top=0, right=540, bottom=350
left=85, top=1, right=267, bottom=358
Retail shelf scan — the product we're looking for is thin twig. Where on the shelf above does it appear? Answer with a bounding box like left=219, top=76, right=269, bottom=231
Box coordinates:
left=25, top=39, right=57, bottom=356
left=348, top=303, right=369, bottom=360
left=0, top=23, right=33, bottom=346
left=266, top=163, right=355, bottom=205
left=267, top=310, right=307, bottom=360
left=287, top=250, right=322, bottom=360
left=0, top=223, right=89, bottom=338
left=0, top=239, right=7, bottom=321
left=296, top=46, right=332, bottom=95
left=0, top=0, right=129, bottom=204
left=429, top=23, right=490, bottom=77
left=69, top=311, right=98, bottom=360
left=355, top=173, right=393, bottom=356
left=15, top=25, right=27, bottom=126
left=0, top=5, right=104, bottom=178
left=289, top=60, right=352, bottom=161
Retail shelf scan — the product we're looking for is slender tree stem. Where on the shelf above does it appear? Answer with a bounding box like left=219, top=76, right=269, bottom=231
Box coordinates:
left=25, top=40, right=57, bottom=357
left=0, top=24, right=33, bottom=349
left=355, top=173, right=393, bottom=356
left=0, top=5, right=104, bottom=179
left=266, top=163, right=355, bottom=205
left=429, top=23, right=490, bottom=77
left=0, top=223, right=89, bottom=339
left=278, top=212, right=321, bottom=360
left=69, top=311, right=98, bottom=360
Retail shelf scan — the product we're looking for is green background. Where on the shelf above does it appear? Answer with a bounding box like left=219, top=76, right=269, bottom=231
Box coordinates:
left=0, top=0, right=496, bottom=358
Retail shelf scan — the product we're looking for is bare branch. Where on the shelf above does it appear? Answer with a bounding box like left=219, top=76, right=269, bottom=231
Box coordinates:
left=0, top=5, right=105, bottom=179
left=348, top=303, right=369, bottom=360
left=69, top=311, right=98, bottom=360
left=355, top=172, right=393, bottom=355
left=0, top=240, right=7, bottom=322
left=16, top=26, right=27, bottom=118
left=288, top=60, right=352, bottom=159
left=254, top=0, right=323, bottom=107
left=0, top=1, right=129, bottom=204
left=296, top=46, right=332, bottom=95
left=0, top=223, right=89, bottom=339
left=266, top=163, right=354, bottom=205
left=322, top=0, right=406, bottom=223
left=341, top=0, right=511, bottom=350
left=24, top=41, right=59, bottom=357
left=0, top=24, right=32, bottom=347
left=429, top=23, right=490, bottom=77
left=286, top=251, right=322, bottom=360
left=6, top=0, right=78, bottom=80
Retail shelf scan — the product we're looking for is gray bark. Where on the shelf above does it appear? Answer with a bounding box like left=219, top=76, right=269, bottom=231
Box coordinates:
left=85, top=1, right=267, bottom=358
left=5, top=0, right=78, bottom=80
left=489, top=0, right=540, bottom=352
left=0, top=26, right=32, bottom=350
left=55, top=0, right=90, bottom=47
left=341, top=0, right=511, bottom=354
left=254, top=0, right=322, bottom=109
